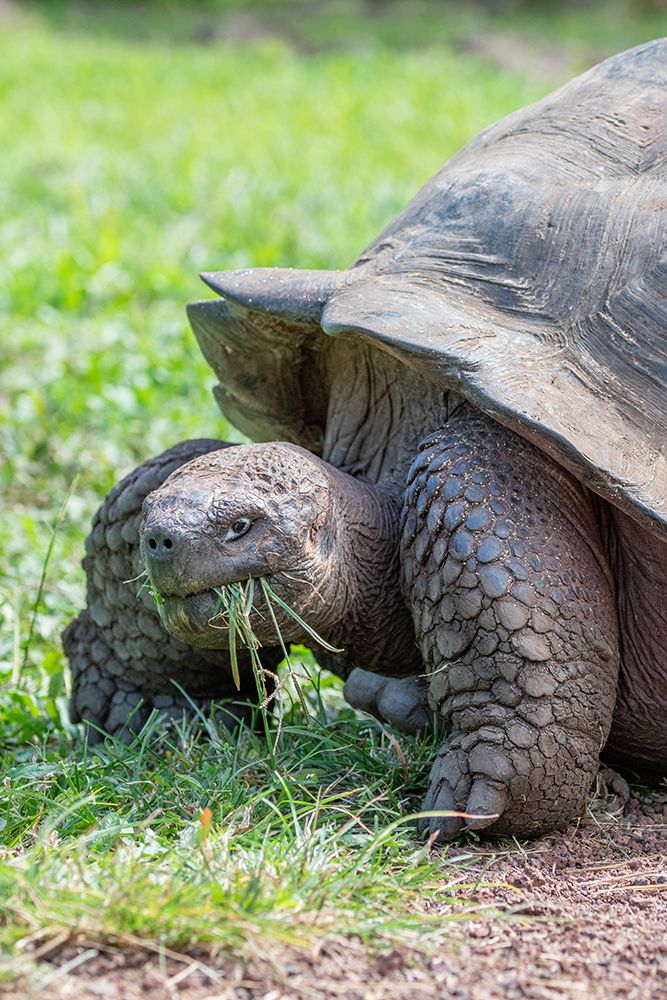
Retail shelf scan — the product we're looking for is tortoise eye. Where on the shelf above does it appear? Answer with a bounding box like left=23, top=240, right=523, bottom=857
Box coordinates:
left=224, top=517, right=253, bottom=542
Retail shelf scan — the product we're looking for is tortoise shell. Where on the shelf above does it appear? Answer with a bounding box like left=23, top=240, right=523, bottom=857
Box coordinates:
left=188, top=39, right=667, bottom=537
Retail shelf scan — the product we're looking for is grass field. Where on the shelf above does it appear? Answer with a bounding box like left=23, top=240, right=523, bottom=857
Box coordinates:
left=1, top=0, right=666, bottom=988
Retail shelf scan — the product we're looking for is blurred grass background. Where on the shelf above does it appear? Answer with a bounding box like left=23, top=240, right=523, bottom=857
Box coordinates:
left=0, top=0, right=665, bottom=979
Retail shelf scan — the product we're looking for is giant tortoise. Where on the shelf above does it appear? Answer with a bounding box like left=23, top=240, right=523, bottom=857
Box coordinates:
left=64, top=40, right=667, bottom=840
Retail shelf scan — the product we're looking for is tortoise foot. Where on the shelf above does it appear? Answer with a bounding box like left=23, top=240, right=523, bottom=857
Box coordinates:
left=420, top=732, right=524, bottom=841
left=343, top=668, right=435, bottom=736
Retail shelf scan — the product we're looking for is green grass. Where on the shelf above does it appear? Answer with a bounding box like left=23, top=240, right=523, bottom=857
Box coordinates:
left=0, top=704, right=486, bottom=968
left=1, top=0, right=665, bottom=982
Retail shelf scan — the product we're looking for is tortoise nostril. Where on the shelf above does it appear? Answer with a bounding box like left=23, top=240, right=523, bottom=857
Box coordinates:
left=145, top=530, right=177, bottom=558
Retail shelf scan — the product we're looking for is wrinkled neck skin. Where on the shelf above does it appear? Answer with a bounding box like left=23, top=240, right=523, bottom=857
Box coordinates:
left=300, top=338, right=460, bottom=676
left=301, top=466, right=421, bottom=677
left=321, top=336, right=464, bottom=493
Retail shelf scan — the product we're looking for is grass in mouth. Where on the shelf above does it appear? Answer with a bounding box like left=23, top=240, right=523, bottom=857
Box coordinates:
left=138, top=573, right=338, bottom=735
left=208, top=578, right=341, bottom=750
left=135, top=573, right=163, bottom=607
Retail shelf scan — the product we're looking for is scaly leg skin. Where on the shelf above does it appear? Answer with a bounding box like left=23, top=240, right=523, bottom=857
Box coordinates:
left=401, top=412, right=620, bottom=840
left=63, top=440, right=280, bottom=744
left=343, top=668, right=436, bottom=736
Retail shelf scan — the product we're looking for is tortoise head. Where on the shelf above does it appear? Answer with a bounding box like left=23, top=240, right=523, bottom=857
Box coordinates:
left=139, top=442, right=337, bottom=649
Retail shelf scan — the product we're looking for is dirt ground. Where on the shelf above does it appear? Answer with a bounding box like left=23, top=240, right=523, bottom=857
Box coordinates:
left=5, top=774, right=666, bottom=1000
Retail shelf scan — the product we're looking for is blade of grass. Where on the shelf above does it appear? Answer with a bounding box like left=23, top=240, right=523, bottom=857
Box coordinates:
left=21, top=475, right=79, bottom=675
left=258, top=579, right=310, bottom=723
left=258, top=579, right=342, bottom=653
left=227, top=599, right=240, bottom=692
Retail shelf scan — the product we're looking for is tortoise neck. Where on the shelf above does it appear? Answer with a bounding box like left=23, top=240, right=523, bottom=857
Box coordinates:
left=321, top=338, right=463, bottom=492
left=310, top=468, right=421, bottom=679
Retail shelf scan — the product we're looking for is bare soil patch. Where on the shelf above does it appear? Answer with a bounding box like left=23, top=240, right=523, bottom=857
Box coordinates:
left=5, top=778, right=666, bottom=1000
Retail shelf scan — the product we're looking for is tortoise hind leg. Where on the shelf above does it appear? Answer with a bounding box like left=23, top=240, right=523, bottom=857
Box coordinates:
left=64, top=439, right=277, bottom=743
left=401, top=413, right=620, bottom=840
left=343, top=669, right=437, bottom=736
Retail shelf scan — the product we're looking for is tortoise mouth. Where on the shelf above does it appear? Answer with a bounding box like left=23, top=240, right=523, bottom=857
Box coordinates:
left=152, top=571, right=332, bottom=654
left=154, top=579, right=278, bottom=650
left=157, top=588, right=230, bottom=649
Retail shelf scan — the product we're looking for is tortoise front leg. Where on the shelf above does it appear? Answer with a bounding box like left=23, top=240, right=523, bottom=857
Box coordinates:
left=401, top=413, right=619, bottom=840
left=63, top=439, right=279, bottom=743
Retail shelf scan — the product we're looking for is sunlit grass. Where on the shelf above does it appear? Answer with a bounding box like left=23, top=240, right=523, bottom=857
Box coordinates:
left=0, top=694, right=486, bottom=970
